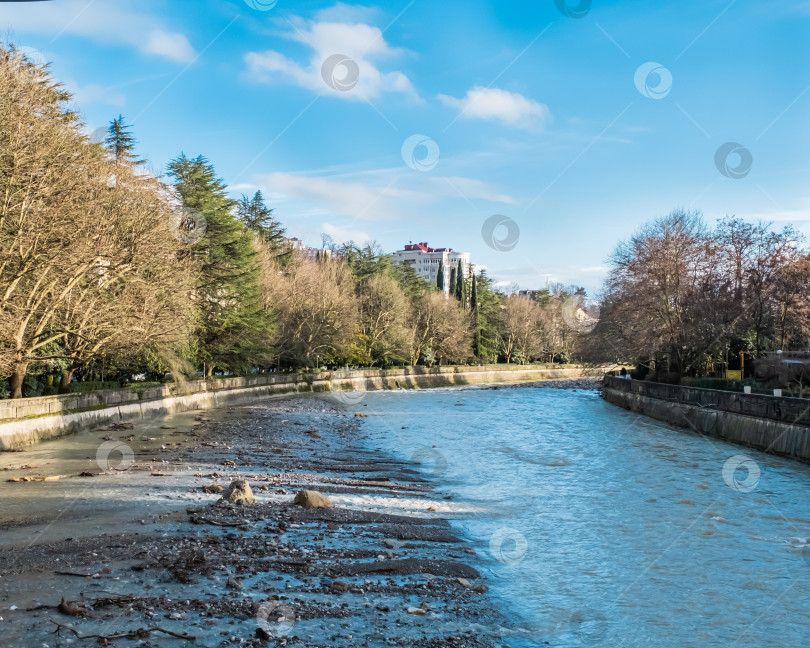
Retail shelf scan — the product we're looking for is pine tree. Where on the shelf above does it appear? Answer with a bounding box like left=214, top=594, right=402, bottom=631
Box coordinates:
left=167, top=154, right=270, bottom=374
left=437, top=260, right=444, bottom=291
left=236, top=190, right=288, bottom=258
left=104, top=115, right=142, bottom=166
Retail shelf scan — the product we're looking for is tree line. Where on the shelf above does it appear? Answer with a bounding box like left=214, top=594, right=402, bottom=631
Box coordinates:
left=0, top=47, right=587, bottom=399
left=591, top=209, right=810, bottom=380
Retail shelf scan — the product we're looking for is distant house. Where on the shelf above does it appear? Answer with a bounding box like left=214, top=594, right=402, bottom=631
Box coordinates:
left=390, top=242, right=470, bottom=293
left=285, top=237, right=330, bottom=261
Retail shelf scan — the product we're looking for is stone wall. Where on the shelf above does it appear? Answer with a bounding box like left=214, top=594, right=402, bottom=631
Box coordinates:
left=0, top=365, right=600, bottom=449
left=602, top=376, right=810, bottom=462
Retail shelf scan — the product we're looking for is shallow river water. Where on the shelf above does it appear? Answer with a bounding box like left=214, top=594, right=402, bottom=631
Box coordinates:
left=352, top=387, right=810, bottom=648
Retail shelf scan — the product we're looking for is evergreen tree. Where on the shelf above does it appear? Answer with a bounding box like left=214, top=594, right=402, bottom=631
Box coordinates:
left=449, top=267, right=457, bottom=296
left=455, top=260, right=464, bottom=301
left=166, top=154, right=270, bottom=374
left=437, top=260, right=444, bottom=291
left=473, top=271, right=502, bottom=362
left=104, top=115, right=142, bottom=165
left=236, top=190, right=288, bottom=258
left=471, top=272, right=481, bottom=358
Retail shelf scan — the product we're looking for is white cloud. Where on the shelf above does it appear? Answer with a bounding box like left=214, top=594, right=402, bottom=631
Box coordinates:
left=143, top=30, right=196, bottom=64
left=321, top=222, right=372, bottom=244
left=3, top=0, right=196, bottom=63
left=259, top=172, right=427, bottom=221
left=244, top=16, right=416, bottom=101
left=437, top=176, right=516, bottom=205
left=438, top=86, right=551, bottom=129
left=67, top=82, right=126, bottom=108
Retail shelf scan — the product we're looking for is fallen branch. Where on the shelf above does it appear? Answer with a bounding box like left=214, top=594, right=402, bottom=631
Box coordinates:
left=189, top=515, right=243, bottom=528
left=51, top=620, right=195, bottom=641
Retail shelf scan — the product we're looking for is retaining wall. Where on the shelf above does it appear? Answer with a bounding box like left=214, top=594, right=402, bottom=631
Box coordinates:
left=0, top=365, right=600, bottom=449
left=602, top=375, right=810, bottom=462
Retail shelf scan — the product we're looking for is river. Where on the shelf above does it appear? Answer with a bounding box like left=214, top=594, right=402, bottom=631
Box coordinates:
left=350, top=386, right=810, bottom=647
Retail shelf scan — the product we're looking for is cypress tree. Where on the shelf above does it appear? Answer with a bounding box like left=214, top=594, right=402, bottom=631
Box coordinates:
left=436, top=260, right=444, bottom=291
left=167, top=154, right=269, bottom=375
left=449, top=266, right=456, bottom=296
left=455, top=260, right=464, bottom=301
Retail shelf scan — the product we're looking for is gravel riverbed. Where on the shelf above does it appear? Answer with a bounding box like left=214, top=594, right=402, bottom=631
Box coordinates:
left=0, top=395, right=519, bottom=648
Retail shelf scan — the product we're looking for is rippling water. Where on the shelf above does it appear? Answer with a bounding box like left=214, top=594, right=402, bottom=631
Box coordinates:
left=353, top=386, right=810, bottom=647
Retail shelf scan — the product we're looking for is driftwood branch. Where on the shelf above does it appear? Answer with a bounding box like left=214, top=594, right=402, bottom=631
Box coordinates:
left=51, top=620, right=195, bottom=641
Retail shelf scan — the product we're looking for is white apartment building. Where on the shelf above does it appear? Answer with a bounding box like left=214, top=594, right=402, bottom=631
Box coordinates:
left=390, top=242, right=470, bottom=293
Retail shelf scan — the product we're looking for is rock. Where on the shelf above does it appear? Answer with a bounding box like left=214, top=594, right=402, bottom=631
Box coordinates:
left=293, top=490, right=333, bottom=509
left=329, top=580, right=349, bottom=594
left=354, top=413, right=368, bottom=418
left=219, top=480, right=255, bottom=506
left=456, top=578, right=471, bottom=587
left=473, top=584, right=488, bottom=593
left=202, top=484, right=223, bottom=494
left=407, top=607, right=426, bottom=615
left=226, top=576, right=242, bottom=590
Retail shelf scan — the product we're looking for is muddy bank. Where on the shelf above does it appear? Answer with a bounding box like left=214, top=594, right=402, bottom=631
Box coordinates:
left=0, top=395, right=522, bottom=647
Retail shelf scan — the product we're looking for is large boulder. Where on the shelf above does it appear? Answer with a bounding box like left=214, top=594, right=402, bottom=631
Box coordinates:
left=293, top=490, right=333, bottom=509
left=220, top=480, right=255, bottom=506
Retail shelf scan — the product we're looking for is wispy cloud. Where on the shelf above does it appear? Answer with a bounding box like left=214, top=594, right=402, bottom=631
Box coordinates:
left=257, top=172, right=425, bottom=222
left=438, top=86, right=551, bottom=130
left=2, top=0, right=196, bottom=63
left=244, top=15, right=416, bottom=101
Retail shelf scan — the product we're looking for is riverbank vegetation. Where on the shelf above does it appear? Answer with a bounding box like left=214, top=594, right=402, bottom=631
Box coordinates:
left=0, top=47, right=588, bottom=399
left=592, top=209, right=810, bottom=384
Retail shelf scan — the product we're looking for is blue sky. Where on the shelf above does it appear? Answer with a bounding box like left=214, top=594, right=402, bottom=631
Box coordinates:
left=3, top=0, right=809, bottom=293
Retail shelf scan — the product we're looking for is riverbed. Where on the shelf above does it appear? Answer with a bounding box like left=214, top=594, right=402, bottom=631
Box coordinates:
left=2, top=384, right=809, bottom=647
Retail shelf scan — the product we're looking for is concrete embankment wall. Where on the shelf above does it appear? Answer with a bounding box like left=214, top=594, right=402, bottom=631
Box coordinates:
left=0, top=365, right=600, bottom=450
left=602, top=375, right=810, bottom=462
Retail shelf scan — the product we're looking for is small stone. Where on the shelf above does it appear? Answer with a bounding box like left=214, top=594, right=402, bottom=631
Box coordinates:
left=219, top=480, right=255, bottom=506
left=473, top=584, right=488, bottom=593
left=354, top=413, right=368, bottom=418
left=456, top=578, right=471, bottom=587
left=226, top=576, right=242, bottom=590
left=293, top=490, right=333, bottom=509
left=407, top=607, right=426, bottom=615
left=202, top=484, right=223, bottom=494
left=427, top=506, right=437, bottom=512
left=384, top=539, right=397, bottom=549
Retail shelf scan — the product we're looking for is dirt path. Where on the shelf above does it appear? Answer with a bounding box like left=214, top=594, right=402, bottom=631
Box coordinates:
left=0, top=395, right=515, bottom=647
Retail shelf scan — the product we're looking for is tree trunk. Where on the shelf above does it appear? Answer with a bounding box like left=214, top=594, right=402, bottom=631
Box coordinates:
left=205, top=365, right=214, bottom=378
left=9, top=362, right=28, bottom=399
left=59, top=368, right=74, bottom=392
